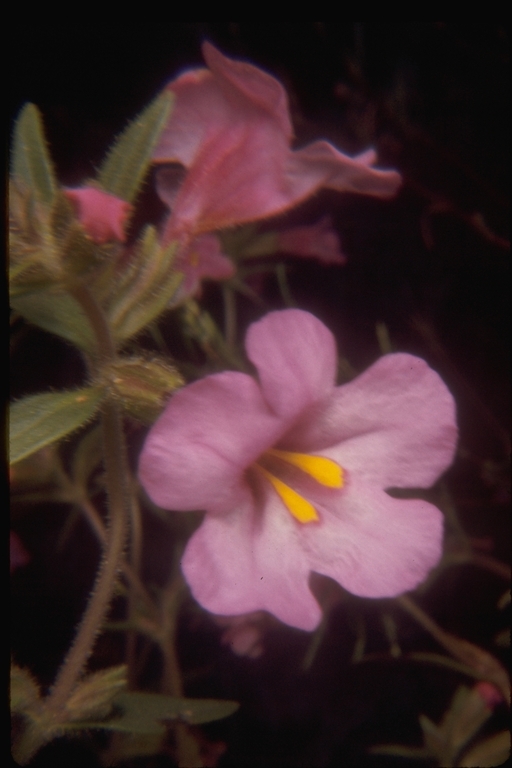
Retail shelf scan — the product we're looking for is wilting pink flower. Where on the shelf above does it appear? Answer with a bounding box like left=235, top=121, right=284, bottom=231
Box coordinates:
left=139, top=310, right=457, bottom=631
left=216, top=612, right=267, bottom=658
left=276, top=216, right=346, bottom=265
left=153, top=43, right=401, bottom=251
left=64, top=186, right=132, bottom=244
left=174, top=234, right=235, bottom=300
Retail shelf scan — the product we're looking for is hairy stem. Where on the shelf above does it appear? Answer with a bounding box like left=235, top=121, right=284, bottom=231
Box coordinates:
left=15, top=282, right=133, bottom=764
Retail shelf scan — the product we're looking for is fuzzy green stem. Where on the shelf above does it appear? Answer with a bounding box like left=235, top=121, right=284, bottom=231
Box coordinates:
left=15, top=281, right=133, bottom=763
left=159, top=578, right=203, bottom=767
left=44, top=401, right=128, bottom=712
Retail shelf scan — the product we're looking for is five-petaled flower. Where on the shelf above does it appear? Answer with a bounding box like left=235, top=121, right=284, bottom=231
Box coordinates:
left=139, top=310, right=457, bottom=631
left=152, top=42, right=401, bottom=295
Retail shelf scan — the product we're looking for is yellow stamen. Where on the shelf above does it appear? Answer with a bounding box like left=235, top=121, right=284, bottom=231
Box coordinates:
left=267, top=449, right=344, bottom=488
left=257, top=466, right=319, bottom=523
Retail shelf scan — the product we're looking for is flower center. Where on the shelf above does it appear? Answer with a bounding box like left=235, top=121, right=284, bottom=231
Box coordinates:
left=255, top=448, right=344, bottom=524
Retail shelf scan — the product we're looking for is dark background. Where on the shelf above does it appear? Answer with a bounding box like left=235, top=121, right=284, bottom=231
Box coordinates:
left=10, top=24, right=510, bottom=767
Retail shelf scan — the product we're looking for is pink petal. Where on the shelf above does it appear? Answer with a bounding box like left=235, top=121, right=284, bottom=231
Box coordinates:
left=303, top=477, right=444, bottom=597
left=245, top=309, right=338, bottom=421
left=277, top=216, right=346, bottom=265
left=64, top=186, right=132, bottom=244
left=139, top=371, right=283, bottom=512
left=285, top=353, right=457, bottom=489
left=154, top=44, right=401, bottom=238
left=285, top=141, right=402, bottom=205
left=175, top=234, right=235, bottom=298
left=182, top=493, right=322, bottom=630
left=153, top=41, right=292, bottom=169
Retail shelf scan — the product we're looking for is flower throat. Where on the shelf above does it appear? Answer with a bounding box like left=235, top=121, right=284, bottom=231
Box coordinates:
left=255, top=448, right=344, bottom=524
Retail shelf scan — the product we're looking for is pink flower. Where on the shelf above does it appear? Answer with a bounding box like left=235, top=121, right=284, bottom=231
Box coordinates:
left=153, top=43, right=401, bottom=250
left=64, top=186, right=132, bottom=244
left=139, top=310, right=457, bottom=631
left=475, top=682, right=503, bottom=710
left=276, top=216, right=346, bottom=265
left=216, top=612, right=267, bottom=658
left=174, top=234, right=235, bottom=300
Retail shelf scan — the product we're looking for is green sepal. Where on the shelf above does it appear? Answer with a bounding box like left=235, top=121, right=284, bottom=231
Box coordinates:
left=9, top=386, right=105, bottom=465
left=220, top=225, right=278, bottom=260
left=50, top=191, right=101, bottom=278
left=108, top=227, right=183, bottom=342
left=10, top=664, right=41, bottom=715
left=11, top=290, right=96, bottom=352
left=9, top=180, right=60, bottom=291
left=11, top=104, right=56, bottom=206
left=105, top=356, right=183, bottom=423
left=97, top=90, right=174, bottom=205
left=64, top=666, right=127, bottom=723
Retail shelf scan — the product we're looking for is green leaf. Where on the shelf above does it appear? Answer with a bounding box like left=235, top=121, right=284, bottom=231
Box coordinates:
left=79, top=692, right=239, bottom=734
left=65, top=665, right=127, bottom=723
left=441, top=686, right=493, bottom=759
left=10, top=387, right=105, bottom=465
left=369, top=744, right=430, bottom=759
left=108, top=229, right=183, bottom=342
left=97, top=91, right=174, bottom=205
left=11, top=290, right=96, bottom=352
left=11, top=104, right=56, bottom=206
left=458, top=730, right=511, bottom=767
left=10, top=664, right=41, bottom=714
left=71, top=426, right=103, bottom=488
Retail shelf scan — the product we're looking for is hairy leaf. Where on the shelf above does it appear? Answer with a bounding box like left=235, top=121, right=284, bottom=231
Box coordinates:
left=10, top=387, right=105, bottom=464
left=11, top=104, right=56, bottom=206
left=97, top=91, right=174, bottom=204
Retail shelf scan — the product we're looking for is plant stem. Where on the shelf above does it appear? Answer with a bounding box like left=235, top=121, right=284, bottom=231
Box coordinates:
left=45, top=400, right=128, bottom=712
left=222, top=283, right=237, bottom=351
left=16, top=282, right=134, bottom=763
left=397, top=594, right=510, bottom=703
left=159, top=577, right=204, bottom=768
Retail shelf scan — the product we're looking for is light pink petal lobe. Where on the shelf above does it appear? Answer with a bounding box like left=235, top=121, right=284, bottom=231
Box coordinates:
left=201, top=42, right=293, bottom=137
left=182, top=494, right=322, bottom=631
left=246, top=309, right=337, bottom=420
left=286, top=353, right=457, bottom=489
left=285, top=141, right=402, bottom=204
left=139, top=371, right=283, bottom=512
left=303, top=478, right=444, bottom=597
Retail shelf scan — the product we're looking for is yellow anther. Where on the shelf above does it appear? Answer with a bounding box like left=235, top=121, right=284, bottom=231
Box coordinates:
left=267, top=449, right=343, bottom=488
left=257, top=466, right=319, bottom=524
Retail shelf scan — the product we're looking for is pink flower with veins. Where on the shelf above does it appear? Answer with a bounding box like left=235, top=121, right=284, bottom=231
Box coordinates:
left=139, top=310, right=457, bottom=631
left=152, top=42, right=401, bottom=277
left=64, top=186, right=132, bottom=244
